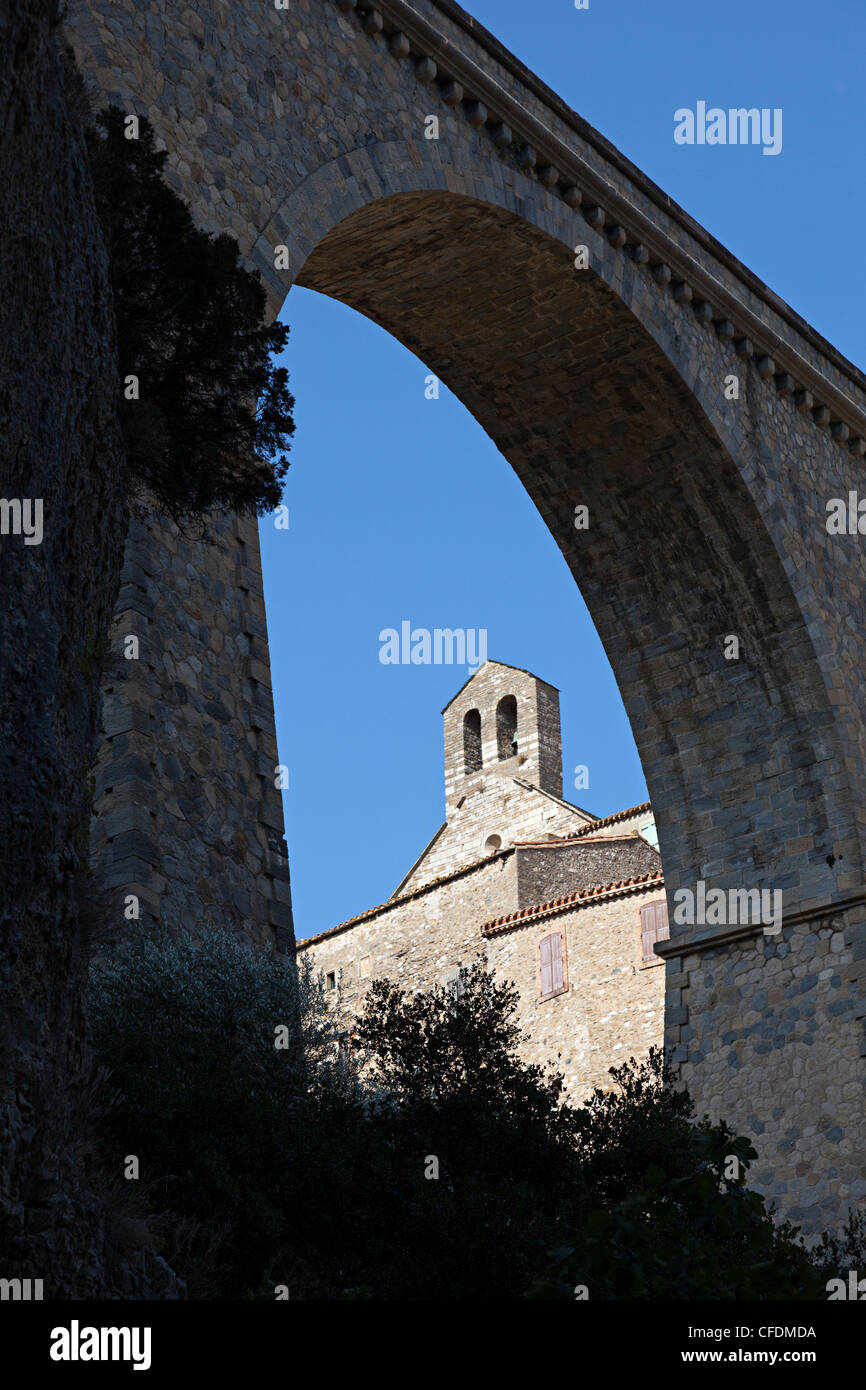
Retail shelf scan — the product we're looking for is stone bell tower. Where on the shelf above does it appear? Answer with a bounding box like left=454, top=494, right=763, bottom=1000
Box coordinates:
left=442, top=661, right=563, bottom=816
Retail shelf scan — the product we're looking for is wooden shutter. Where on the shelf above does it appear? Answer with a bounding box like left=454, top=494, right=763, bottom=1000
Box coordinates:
left=539, top=932, right=565, bottom=997
left=550, top=933, right=564, bottom=992
left=539, top=934, right=553, bottom=997
left=640, top=900, right=670, bottom=964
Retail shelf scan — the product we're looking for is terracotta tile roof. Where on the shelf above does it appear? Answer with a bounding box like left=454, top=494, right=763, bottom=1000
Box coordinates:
left=512, top=831, right=647, bottom=848
left=541, top=801, right=652, bottom=844
left=296, top=801, right=655, bottom=949
left=480, top=870, right=665, bottom=937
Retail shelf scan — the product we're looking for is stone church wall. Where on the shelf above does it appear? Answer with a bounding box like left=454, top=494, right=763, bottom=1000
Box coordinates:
left=299, top=850, right=519, bottom=1016
left=484, top=884, right=667, bottom=1100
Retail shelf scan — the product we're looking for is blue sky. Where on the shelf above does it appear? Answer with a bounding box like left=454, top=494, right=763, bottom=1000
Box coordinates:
left=259, top=0, right=866, bottom=942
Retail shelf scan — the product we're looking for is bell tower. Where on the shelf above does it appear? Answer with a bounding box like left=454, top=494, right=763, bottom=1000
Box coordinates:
left=442, top=661, right=563, bottom=816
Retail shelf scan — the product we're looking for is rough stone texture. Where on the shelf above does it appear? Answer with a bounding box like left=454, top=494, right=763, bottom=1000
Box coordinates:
left=516, top=836, right=662, bottom=908
left=0, top=1, right=178, bottom=1296
left=63, top=0, right=866, bottom=1231
left=400, top=660, right=595, bottom=892
left=483, top=884, right=668, bottom=1100
left=303, top=872, right=668, bottom=1102
left=660, top=902, right=866, bottom=1235
left=92, top=506, right=293, bottom=950
left=442, top=660, right=564, bottom=813
left=298, top=662, right=666, bottom=1100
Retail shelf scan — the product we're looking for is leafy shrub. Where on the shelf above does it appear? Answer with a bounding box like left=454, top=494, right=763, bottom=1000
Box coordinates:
left=89, top=941, right=856, bottom=1300
left=89, top=923, right=338, bottom=1296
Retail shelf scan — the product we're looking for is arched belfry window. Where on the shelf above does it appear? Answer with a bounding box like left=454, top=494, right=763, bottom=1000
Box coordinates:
left=463, top=708, right=482, bottom=774
left=496, top=695, right=518, bottom=761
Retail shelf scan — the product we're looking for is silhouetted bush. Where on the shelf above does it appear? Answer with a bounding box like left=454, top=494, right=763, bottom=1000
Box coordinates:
left=89, top=942, right=853, bottom=1299
left=87, top=107, right=294, bottom=525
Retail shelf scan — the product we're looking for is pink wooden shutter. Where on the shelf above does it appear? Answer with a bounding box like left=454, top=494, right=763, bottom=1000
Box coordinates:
left=550, top=933, right=564, bottom=992
left=654, top=900, right=670, bottom=948
left=641, top=901, right=669, bottom=963
left=539, top=935, right=552, bottom=996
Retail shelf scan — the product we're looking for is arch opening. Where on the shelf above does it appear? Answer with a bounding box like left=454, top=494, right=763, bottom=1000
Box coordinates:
left=496, top=694, right=518, bottom=761
left=295, top=187, right=856, bottom=900
left=463, top=708, right=482, bottom=774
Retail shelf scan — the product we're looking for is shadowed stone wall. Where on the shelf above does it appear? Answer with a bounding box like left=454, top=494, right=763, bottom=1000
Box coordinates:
left=66, top=0, right=866, bottom=1231
left=92, top=507, right=293, bottom=950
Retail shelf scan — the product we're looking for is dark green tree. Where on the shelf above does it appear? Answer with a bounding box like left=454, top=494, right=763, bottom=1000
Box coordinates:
left=87, top=105, right=294, bottom=524
left=89, top=942, right=854, bottom=1300
left=529, top=1050, right=827, bottom=1300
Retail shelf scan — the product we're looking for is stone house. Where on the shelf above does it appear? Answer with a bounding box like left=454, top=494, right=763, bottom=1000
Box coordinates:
left=297, top=661, right=670, bottom=1099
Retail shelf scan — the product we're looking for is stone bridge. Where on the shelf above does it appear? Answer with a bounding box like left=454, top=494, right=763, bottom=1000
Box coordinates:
left=66, top=0, right=866, bottom=1233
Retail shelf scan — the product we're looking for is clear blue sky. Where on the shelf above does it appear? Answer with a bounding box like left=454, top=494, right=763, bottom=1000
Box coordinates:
left=259, top=0, right=866, bottom=942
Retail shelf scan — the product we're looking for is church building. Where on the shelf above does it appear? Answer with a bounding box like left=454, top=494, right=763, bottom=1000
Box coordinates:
left=297, top=661, right=670, bottom=1099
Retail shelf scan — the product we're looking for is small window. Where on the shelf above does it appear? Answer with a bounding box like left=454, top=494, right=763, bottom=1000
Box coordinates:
left=640, top=817, right=660, bottom=849
left=325, top=970, right=336, bottom=991
left=463, top=708, right=482, bottom=773
left=360, top=956, right=371, bottom=978
left=539, top=931, right=567, bottom=1000
left=496, top=695, right=518, bottom=760
left=484, top=833, right=502, bottom=854
left=640, top=900, right=670, bottom=966
left=445, top=968, right=466, bottom=999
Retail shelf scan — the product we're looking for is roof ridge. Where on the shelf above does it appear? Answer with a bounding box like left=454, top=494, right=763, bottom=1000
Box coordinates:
left=296, top=842, right=516, bottom=948
left=560, top=800, right=652, bottom=840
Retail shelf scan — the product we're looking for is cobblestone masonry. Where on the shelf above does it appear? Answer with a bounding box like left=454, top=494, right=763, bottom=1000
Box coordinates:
left=66, top=0, right=866, bottom=1231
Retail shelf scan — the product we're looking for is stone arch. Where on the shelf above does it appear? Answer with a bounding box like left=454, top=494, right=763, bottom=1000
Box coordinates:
left=283, top=176, right=858, bottom=904
left=67, top=0, right=866, bottom=1233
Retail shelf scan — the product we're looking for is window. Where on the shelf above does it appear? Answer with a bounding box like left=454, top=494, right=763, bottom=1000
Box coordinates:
left=640, top=817, right=659, bottom=849
left=445, top=968, right=466, bottom=999
left=360, top=955, right=371, bottom=978
left=539, top=931, right=567, bottom=1000
left=484, top=833, right=502, bottom=854
left=463, top=708, right=482, bottom=773
left=496, top=694, right=518, bottom=760
left=640, top=899, right=670, bottom=966
left=325, top=970, right=336, bottom=991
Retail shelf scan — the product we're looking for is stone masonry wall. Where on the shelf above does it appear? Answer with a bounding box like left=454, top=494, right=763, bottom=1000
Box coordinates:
left=443, top=663, right=564, bottom=814
left=662, top=905, right=866, bottom=1235
left=516, top=835, right=660, bottom=908
left=300, top=861, right=667, bottom=1103
left=92, top=506, right=293, bottom=949
left=399, top=779, right=592, bottom=894
left=484, top=886, right=667, bottom=1100
left=299, top=850, right=519, bottom=1011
